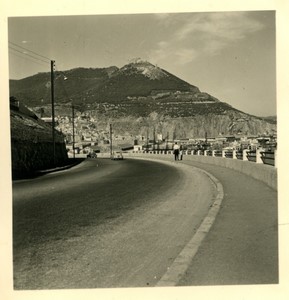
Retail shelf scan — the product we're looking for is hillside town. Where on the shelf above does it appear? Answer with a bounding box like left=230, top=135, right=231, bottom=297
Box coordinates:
left=53, top=109, right=277, bottom=158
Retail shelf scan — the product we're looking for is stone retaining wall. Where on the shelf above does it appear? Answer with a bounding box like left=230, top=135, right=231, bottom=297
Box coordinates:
left=11, top=140, right=68, bottom=179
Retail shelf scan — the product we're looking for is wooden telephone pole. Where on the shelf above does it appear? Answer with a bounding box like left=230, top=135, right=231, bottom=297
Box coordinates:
left=153, top=127, right=156, bottom=151
left=72, top=104, right=75, bottom=159
left=51, top=60, right=56, bottom=165
left=110, top=124, right=113, bottom=156
left=146, top=128, right=149, bottom=152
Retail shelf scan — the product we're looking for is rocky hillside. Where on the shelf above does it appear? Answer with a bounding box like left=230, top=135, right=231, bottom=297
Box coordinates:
left=9, top=60, right=276, bottom=138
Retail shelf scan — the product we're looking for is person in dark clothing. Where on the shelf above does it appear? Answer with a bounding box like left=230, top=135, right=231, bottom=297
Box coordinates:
left=173, top=142, right=180, bottom=161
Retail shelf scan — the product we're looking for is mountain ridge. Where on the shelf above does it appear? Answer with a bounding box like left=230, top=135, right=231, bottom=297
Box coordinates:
left=9, top=60, right=276, bottom=138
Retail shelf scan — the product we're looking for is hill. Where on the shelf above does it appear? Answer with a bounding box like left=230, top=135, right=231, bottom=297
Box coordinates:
left=9, top=60, right=276, bottom=138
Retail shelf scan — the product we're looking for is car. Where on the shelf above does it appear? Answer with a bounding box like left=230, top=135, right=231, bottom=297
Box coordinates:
left=87, top=151, right=97, bottom=158
left=111, top=151, right=123, bottom=160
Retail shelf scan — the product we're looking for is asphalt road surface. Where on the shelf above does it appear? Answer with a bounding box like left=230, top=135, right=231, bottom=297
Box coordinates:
left=177, top=159, right=278, bottom=286
left=13, top=158, right=216, bottom=289
left=133, top=156, right=278, bottom=286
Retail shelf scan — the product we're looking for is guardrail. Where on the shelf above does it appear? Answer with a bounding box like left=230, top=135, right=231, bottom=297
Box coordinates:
left=260, top=151, right=275, bottom=166
left=130, top=149, right=277, bottom=168
left=126, top=150, right=277, bottom=190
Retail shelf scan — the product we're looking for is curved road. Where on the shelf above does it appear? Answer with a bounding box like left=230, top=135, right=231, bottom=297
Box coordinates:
left=177, top=159, right=278, bottom=286
left=132, top=156, right=278, bottom=286
left=13, top=158, right=215, bottom=289
left=13, top=156, right=278, bottom=289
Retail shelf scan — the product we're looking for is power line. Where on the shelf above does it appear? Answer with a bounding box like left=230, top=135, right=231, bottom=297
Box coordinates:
left=9, top=49, right=49, bottom=67
left=9, top=41, right=51, bottom=62
left=9, top=45, right=50, bottom=64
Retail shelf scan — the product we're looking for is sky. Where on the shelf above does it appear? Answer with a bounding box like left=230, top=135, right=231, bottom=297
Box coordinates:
left=8, top=11, right=276, bottom=117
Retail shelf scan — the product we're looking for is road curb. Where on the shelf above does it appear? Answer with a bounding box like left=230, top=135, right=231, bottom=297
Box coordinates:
left=35, top=159, right=85, bottom=175
left=155, top=164, right=224, bottom=286
left=126, top=156, right=224, bottom=286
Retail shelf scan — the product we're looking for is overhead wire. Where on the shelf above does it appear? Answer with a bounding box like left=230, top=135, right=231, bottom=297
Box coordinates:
left=9, top=41, right=51, bottom=62
left=9, top=49, right=49, bottom=67
left=9, top=42, right=51, bottom=103
left=9, top=45, right=50, bottom=64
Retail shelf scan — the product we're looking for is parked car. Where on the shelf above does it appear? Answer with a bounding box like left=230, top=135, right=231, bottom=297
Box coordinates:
left=87, top=151, right=97, bottom=158
left=111, top=151, right=123, bottom=160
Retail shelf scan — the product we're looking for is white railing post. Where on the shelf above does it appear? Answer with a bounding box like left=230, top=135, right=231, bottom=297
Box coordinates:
left=243, top=149, right=249, bottom=161
left=256, top=149, right=263, bottom=164
left=204, top=150, right=209, bottom=156
left=222, top=150, right=226, bottom=158
left=233, top=150, right=237, bottom=159
left=197, top=150, right=201, bottom=156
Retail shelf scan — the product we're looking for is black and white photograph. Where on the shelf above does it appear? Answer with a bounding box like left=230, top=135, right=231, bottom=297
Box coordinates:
left=1, top=1, right=289, bottom=300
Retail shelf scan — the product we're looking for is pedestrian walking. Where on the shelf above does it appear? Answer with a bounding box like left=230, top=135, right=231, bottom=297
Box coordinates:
left=173, top=142, right=180, bottom=161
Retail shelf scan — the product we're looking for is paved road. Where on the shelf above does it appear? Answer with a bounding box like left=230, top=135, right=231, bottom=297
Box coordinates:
left=13, top=158, right=215, bottom=289
left=12, top=156, right=278, bottom=289
left=139, top=156, right=278, bottom=286
left=177, top=159, right=278, bottom=286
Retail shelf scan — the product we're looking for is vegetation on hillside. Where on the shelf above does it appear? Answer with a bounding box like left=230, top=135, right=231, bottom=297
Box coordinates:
left=9, top=60, right=276, bottom=138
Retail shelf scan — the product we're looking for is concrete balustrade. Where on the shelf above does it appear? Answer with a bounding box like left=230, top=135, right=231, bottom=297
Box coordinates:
left=130, top=149, right=276, bottom=168
left=126, top=148, right=277, bottom=190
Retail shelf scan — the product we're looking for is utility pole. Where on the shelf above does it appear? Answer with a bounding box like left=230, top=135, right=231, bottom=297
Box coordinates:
left=51, top=60, right=56, bottom=165
left=146, top=128, right=149, bottom=152
left=166, top=132, right=169, bottom=151
left=110, top=124, right=113, bottom=156
left=72, top=104, right=75, bottom=159
left=153, top=127, right=156, bottom=151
